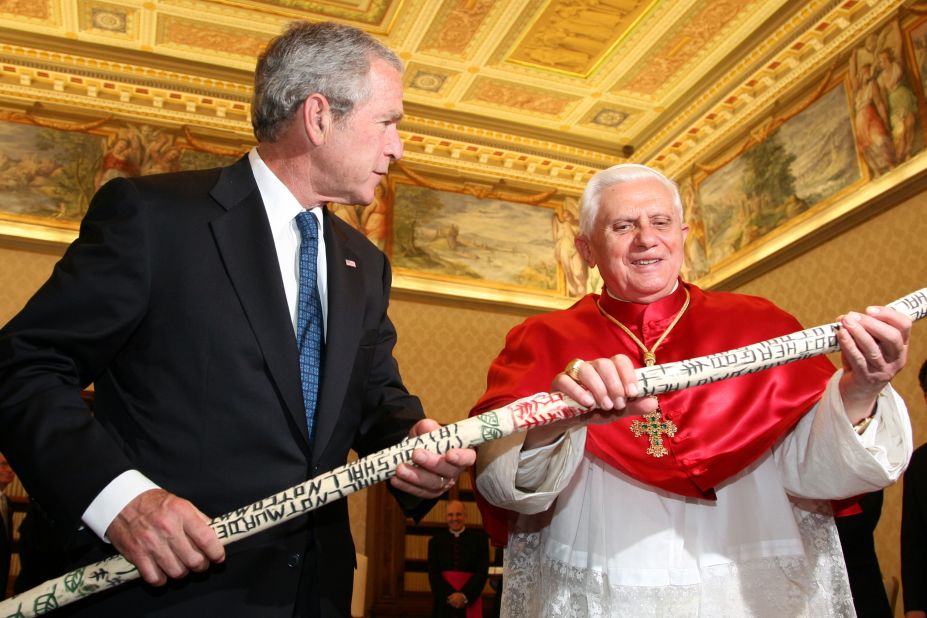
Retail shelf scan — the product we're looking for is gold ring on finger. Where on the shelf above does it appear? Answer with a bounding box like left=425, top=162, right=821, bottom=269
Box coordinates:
left=564, top=358, right=585, bottom=383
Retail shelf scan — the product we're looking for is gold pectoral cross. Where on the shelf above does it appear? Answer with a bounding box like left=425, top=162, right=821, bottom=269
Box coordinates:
left=630, top=407, right=677, bottom=458
left=596, top=288, right=690, bottom=458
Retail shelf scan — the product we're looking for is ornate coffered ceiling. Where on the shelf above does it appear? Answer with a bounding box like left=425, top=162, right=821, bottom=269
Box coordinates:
left=0, top=0, right=912, bottom=195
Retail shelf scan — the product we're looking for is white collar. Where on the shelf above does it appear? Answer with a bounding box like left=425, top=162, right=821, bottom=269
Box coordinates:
left=248, top=148, right=323, bottom=226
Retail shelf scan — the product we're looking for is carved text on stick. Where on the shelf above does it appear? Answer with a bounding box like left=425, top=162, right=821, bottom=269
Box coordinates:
left=3, top=288, right=923, bottom=618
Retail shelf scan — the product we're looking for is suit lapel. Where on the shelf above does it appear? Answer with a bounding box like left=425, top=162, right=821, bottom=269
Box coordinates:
left=312, top=211, right=364, bottom=464
left=209, top=157, right=310, bottom=447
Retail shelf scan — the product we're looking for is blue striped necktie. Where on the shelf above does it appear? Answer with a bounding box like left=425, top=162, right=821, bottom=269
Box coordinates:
left=295, top=210, right=324, bottom=441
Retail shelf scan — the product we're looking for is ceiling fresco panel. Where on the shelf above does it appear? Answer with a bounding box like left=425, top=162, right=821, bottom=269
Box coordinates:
left=613, top=0, right=757, bottom=96
left=0, top=0, right=55, bottom=22
left=507, top=0, right=656, bottom=77
left=156, top=14, right=269, bottom=63
left=201, top=0, right=397, bottom=25
left=415, top=0, right=496, bottom=59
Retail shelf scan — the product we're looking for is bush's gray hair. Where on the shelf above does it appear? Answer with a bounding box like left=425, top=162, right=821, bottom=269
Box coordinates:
left=252, top=21, right=404, bottom=143
left=578, top=164, right=684, bottom=236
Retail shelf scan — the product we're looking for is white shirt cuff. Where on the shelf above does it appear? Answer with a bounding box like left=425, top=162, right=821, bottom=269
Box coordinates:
left=81, top=470, right=160, bottom=542
left=514, top=427, right=585, bottom=494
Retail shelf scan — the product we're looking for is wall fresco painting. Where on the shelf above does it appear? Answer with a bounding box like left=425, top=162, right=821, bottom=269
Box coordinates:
left=0, top=118, right=237, bottom=230
left=0, top=122, right=103, bottom=224
left=911, top=17, right=927, bottom=100
left=849, top=18, right=923, bottom=178
left=692, top=82, right=861, bottom=278
left=329, top=181, right=391, bottom=253
left=391, top=183, right=558, bottom=294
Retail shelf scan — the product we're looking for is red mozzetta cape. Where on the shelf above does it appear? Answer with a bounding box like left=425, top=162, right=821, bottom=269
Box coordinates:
left=470, top=282, right=836, bottom=546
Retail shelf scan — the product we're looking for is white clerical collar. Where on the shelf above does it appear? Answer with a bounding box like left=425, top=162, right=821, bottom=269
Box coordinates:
left=450, top=527, right=466, bottom=538
left=605, top=279, right=679, bottom=303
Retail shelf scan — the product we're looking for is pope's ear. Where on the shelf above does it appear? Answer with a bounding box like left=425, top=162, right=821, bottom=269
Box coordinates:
left=303, top=93, right=330, bottom=145
left=575, top=235, right=595, bottom=267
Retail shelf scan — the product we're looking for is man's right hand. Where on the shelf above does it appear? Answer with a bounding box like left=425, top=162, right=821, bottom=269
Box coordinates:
left=106, top=488, right=225, bottom=586
left=524, top=354, right=658, bottom=450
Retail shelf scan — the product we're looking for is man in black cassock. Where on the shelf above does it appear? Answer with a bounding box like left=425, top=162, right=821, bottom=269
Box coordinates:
left=428, top=500, right=489, bottom=617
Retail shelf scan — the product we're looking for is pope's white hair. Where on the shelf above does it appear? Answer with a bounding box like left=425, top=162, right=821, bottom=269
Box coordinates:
left=578, top=164, right=684, bottom=236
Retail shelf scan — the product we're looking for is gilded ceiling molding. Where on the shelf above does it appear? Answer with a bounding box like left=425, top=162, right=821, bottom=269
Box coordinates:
left=399, top=145, right=583, bottom=191
left=0, top=53, right=252, bottom=133
left=398, top=122, right=604, bottom=192
left=0, top=56, right=597, bottom=193
left=400, top=149, right=588, bottom=196
left=693, top=64, right=836, bottom=175
left=1, top=0, right=892, bottom=179
left=199, top=0, right=398, bottom=28
left=400, top=112, right=619, bottom=167
left=394, top=160, right=557, bottom=204
left=416, top=0, right=496, bottom=58
left=0, top=41, right=253, bottom=96
left=614, top=0, right=757, bottom=97
left=507, top=0, right=655, bottom=78
left=0, top=80, right=252, bottom=135
left=0, top=109, right=111, bottom=131
left=182, top=126, right=250, bottom=157
left=908, top=3, right=927, bottom=13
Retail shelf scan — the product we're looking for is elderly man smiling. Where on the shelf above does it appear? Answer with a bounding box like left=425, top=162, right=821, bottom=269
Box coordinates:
left=472, top=163, right=913, bottom=618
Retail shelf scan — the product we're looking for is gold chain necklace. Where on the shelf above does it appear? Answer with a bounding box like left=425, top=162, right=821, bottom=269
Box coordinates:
left=595, top=287, right=690, bottom=367
left=594, top=287, right=690, bottom=457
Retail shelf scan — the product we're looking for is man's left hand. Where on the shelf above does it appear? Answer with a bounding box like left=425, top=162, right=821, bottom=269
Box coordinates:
left=390, top=419, right=476, bottom=498
left=836, top=305, right=911, bottom=424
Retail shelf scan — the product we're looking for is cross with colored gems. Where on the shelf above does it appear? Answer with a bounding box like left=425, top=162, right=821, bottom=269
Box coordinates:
left=630, top=407, right=677, bottom=458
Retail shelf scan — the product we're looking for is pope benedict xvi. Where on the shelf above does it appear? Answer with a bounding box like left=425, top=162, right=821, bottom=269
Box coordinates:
left=472, top=163, right=913, bottom=618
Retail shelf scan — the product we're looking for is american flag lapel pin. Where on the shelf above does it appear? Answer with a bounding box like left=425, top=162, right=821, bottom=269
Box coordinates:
left=345, top=259, right=357, bottom=268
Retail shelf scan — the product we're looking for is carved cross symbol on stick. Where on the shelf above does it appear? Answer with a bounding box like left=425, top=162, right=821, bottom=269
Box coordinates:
left=630, top=408, right=677, bottom=458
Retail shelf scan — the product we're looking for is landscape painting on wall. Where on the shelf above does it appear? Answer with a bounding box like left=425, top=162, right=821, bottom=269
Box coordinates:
left=391, top=182, right=561, bottom=296
left=686, top=82, right=863, bottom=281
left=0, top=121, right=104, bottom=225
left=0, top=117, right=237, bottom=231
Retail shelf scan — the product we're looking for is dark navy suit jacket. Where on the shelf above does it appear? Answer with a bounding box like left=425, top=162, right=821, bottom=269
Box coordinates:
left=0, top=155, right=428, bottom=616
